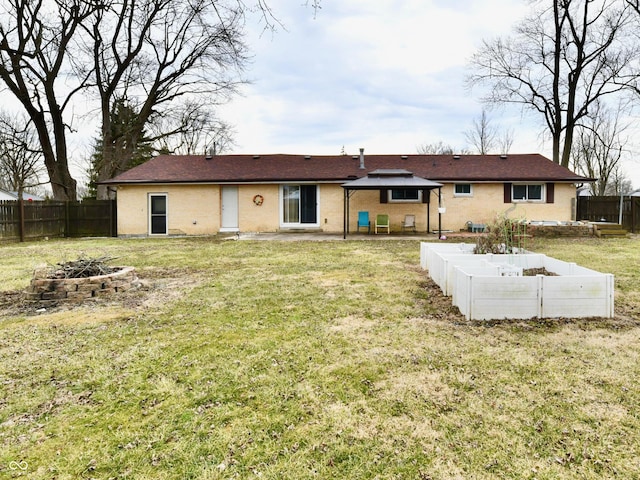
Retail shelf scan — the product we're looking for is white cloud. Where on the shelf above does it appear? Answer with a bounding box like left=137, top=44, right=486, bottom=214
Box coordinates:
left=222, top=0, right=535, bottom=155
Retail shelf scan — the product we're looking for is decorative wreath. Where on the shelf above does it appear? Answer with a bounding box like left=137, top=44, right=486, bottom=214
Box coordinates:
left=253, top=194, right=264, bottom=206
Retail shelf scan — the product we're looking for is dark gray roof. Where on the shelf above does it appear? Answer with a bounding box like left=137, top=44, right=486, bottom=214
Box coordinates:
left=102, top=153, right=593, bottom=185
left=342, top=169, right=442, bottom=190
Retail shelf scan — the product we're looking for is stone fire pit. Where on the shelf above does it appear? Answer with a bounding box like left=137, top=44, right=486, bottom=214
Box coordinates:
left=25, top=261, right=138, bottom=306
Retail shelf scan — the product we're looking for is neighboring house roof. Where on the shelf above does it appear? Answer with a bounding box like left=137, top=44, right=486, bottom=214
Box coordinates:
left=0, top=189, right=14, bottom=200
left=0, top=188, right=44, bottom=201
left=15, top=191, right=44, bottom=201
left=102, top=153, right=593, bottom=185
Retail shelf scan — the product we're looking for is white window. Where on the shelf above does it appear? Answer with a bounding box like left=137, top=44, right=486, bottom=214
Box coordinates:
left=149, top=193, right=168, bottom=235
left=389, top=189, right=422, bottom=203
left=513, top=184, right=543, bottom=202
left=454, top=183, right=473, bottom=197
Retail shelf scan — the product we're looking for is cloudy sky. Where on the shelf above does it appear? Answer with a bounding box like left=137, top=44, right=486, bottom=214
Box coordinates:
left=220, top=0, right=540, bottom=155
left=217, top=0, right=639, bottom=187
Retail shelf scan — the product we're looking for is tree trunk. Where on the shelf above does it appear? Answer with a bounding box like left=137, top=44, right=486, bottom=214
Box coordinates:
left=47, top=161, right=78, bottom=201
left=96, top=112, right=115, bottom=200
left=551, top=0, right=563, bottom=165
left=32, top=110, right=77, bottom=201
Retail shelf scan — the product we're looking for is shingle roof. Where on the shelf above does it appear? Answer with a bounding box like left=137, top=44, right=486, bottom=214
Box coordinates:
left=342, top=169, right=443, bottom=190
left=102, top=153, right=592, bottom=184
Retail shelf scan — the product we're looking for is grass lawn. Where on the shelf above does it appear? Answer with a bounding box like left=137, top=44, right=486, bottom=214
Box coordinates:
left=0, top=236, right=639, bottom=479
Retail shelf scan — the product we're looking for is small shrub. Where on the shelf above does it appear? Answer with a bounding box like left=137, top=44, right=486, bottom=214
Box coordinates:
left=474, top=214, right=527, bottom=254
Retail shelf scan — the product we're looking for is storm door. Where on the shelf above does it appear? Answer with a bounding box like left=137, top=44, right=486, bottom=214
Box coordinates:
left=149, top=194, right=168, bottom=235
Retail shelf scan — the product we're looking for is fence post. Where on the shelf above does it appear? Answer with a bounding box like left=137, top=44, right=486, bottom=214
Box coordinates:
left=19, top=197, right=25, bottom=242
left=64, top=201, right=70, bottom=238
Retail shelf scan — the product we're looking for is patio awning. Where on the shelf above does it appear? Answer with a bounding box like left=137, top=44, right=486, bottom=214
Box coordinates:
left=341, top=169, right=443, bottom=238
left=341, top=169, right=443, bottom=190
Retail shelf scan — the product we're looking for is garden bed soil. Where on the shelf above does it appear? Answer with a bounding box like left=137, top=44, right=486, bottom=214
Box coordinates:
left=523, top=268, right=558, bottom=276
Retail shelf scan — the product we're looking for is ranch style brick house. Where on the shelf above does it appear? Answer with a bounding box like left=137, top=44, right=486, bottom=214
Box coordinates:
left=102, top=151, right=591, bottom=237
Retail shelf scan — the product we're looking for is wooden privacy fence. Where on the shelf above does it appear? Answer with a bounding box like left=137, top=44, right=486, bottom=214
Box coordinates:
left=0, top=200, right=117, bottom=242
left=577, top=196, right=640, bottom=233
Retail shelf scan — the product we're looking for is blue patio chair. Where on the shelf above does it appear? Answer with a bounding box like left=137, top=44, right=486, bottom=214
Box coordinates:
left=357, top=211, right=370, bottom=233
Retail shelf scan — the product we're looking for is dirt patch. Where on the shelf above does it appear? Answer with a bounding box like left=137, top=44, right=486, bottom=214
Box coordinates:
left=419, top=277, right=465, bottom=322
left=0, top=267, right=206, bottom=320
left=523, top=267, right=558, bottom=276
left=0, top=290, right=31, bottom=317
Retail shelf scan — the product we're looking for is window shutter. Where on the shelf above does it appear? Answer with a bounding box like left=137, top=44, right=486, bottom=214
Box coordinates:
left=380, top=189, right=388, bottom=204
left=422, top=189, right=430, bottom=204
left=546, top=183, right=555, bottom=203
left=504, top=183, right=512, bottom=203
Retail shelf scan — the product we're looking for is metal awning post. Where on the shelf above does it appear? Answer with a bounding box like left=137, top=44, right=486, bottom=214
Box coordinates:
left=343, top=187, right=348, bottom=239
left=438, top=187, right=442, bottom=239
left=427, top=190, right=431, bottom=233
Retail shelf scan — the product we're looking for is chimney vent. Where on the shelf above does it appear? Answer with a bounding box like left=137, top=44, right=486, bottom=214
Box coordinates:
left=359, top=148, right=365, bottom=170
left=205, top=142, right=217, bottom=160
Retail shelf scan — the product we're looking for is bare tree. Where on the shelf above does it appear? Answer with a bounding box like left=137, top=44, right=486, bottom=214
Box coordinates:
left=0, top=0, right=98, bottom=200
left=82, top=0, right=249, bottom=199
left=571, top=100, right=629, bottom=195
left=0, top=1, right=291, bottom=200
left=148, top=104, right=236, bottom=156
left=604, top=166, right=634, bottom=195
left=468, top=0, right=636, bottom=167
left=497, top=128, right=515, bottom=155
left=417, top=141, right=469, bottom=155
left=0, top=111, right=45, bottom=199
left=464, top=110, right=497, bottom=154
left=623, top=1, right=640, bottom=98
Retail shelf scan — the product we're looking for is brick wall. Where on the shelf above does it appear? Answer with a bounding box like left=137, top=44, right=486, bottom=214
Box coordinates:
left=25, top=266, right=138, bottom=306
left=526, top=224, right=593, bottom=237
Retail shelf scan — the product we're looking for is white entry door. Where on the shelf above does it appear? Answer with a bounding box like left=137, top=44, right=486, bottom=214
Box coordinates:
left=221, top=186, right=239, bottom=231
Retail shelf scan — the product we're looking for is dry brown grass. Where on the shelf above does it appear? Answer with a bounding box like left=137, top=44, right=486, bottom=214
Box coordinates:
left=0, top=236, right=639, bottom=479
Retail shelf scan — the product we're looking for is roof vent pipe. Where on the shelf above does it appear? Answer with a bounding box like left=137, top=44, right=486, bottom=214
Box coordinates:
left=359, top=148, right=365, bottom=170
left=205, top=142, right=217, bottom=160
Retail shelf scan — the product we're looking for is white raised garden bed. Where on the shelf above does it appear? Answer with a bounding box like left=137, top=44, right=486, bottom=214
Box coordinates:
left=420, top=243, right=614, bottom=321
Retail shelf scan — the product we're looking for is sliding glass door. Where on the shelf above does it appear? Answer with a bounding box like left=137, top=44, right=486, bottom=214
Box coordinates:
left=281, top=185, right=318, bottom=227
